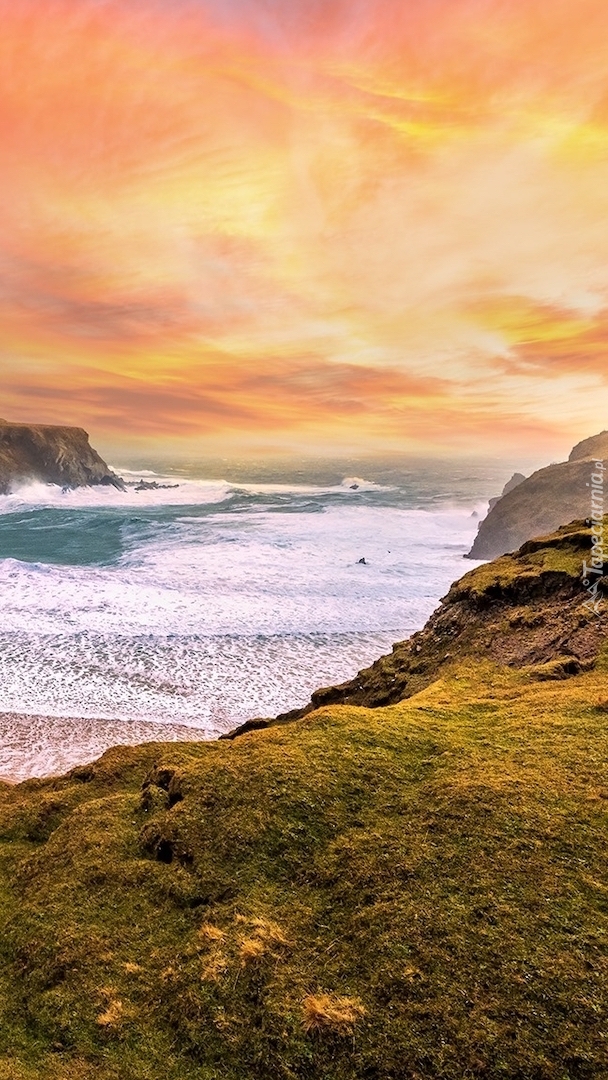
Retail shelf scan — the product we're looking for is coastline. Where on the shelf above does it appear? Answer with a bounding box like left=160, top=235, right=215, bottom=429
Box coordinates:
left=0, top=711, right=211, bottom=785
left=1, top=521, right=607, bottom=1077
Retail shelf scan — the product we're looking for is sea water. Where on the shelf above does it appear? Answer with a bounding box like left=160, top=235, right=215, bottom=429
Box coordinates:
left=0, top=456, right=523, bottom=779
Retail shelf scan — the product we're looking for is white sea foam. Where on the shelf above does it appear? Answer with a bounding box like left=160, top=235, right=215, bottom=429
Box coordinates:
left=0, top=504, right=479, bottom=636
left=0, top=472, right=395, bottom=513
left=0, top=467, right=488, bottom=778
left=0, top=712, right=212, bottom=784
left=0, top=476, right=233, bottom=510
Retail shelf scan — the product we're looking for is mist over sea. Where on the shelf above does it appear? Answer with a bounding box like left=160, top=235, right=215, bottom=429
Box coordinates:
left=0, top=455, right=532, bottom=779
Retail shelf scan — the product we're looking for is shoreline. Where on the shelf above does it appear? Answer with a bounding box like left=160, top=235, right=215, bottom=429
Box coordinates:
left=0, top=711, right=213, bottom=786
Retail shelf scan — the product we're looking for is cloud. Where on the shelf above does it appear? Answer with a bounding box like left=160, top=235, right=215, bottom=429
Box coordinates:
left=2, top=0, right=608, bottom=454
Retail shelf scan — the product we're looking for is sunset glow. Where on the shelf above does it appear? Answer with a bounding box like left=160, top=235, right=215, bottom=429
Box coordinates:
left=2, top=0, right=608, bottom=456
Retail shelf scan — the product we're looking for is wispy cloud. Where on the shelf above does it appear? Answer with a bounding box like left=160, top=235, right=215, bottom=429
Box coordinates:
left=1, top=0, right=608, bottom=454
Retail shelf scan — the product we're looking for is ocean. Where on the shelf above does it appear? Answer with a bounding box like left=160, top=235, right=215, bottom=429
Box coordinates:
left=0, top=456, right=525, bottom=780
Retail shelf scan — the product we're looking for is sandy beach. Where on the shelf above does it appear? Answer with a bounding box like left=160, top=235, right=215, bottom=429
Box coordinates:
left=0, top=712, right=211, bottom=785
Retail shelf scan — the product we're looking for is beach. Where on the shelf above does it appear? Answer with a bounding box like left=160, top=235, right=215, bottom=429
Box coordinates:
left=0, top=711, right=215, bottom=785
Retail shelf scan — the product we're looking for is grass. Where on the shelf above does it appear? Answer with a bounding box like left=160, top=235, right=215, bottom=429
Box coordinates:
left=302, top=993, right=366, bottom=1035
left=0, top=524, right=606, bottom=1078
left=450, top=520, right=590, bottom=601
left=0, top=656, right=607, bottom=1079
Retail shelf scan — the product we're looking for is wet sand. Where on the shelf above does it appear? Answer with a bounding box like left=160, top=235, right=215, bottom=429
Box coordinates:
left=0, top=712, right=211, bottom=784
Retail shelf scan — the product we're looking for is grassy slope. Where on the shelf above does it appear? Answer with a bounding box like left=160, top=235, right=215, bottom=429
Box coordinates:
left=236, top=520, right=607, bottom=729
left=0, top=530, right=607, bottom=1079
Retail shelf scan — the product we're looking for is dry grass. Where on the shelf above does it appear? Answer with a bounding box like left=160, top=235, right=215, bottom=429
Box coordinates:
left=96, top=999, right=124, bottom=1029
left=201, top=953, right=228, bottom=982
left=302, top=993, right=366, bottom=1035
left=249, top=917, right=291, bottom=948
left=198, top=922, right=225, bottom=943
left=239, top=937, right=266, bottom=965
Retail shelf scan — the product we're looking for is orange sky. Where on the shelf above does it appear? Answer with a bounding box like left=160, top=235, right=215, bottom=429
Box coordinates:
left=2, top=0, right=608, bottom=458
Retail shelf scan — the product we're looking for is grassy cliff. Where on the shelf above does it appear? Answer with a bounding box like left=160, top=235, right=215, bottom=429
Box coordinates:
left=231, top=520, right=607, bottom=732
left=0, top=524, right=607, bottom=1080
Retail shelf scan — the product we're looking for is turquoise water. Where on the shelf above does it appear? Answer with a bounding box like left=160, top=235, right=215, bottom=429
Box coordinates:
left=0, top=461, right=501, bottom=567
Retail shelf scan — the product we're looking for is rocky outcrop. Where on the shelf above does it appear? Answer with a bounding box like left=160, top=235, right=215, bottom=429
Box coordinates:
left=223, top=519, right=606, bottom=737
left=0, top=421, right=124, bottom=494
left=487, top=471, right=526, bottom=512
left=568, top=430, right=608, bottom=462
left=466, top=432, right=607, bottom=560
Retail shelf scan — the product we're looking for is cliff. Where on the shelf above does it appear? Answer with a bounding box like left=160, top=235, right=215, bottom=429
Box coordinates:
left=0, top=523, right=607, bottom=1079
left=0, top=421, right=124, bottom=493
left=226, top=518, right=607, bottom=734
left=569, top=429, right=608, bottom=461
left=487, top=470, right=525, bottom=512
left=466, top=430, right=607, bottom=560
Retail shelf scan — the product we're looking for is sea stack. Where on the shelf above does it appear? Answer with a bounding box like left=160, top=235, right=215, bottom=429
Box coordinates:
left=0, top=420, right=125, bottom=494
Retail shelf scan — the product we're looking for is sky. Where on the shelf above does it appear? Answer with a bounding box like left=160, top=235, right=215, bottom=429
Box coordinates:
left=2, top=0, right=608, bottom=459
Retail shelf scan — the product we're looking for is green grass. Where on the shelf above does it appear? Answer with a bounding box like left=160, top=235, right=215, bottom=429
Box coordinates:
left=0, top=655, right=607, bottom=1079
left=0, top=522, right=606, bottom=1079
left=451, top=521, right=590, bottom=601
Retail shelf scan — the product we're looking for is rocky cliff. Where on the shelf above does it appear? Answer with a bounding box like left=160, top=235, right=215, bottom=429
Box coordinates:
left=487, top=470, right=526, bottom=512
left=466, top=430, right=607, bottom=560
left=569, top=429, right=608, bottom=461
left=0, top=421, right=124, bottom=494
left=225, top=518, right=606, bottom=736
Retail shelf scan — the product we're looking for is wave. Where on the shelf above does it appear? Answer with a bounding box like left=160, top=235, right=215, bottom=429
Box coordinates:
left=0, top=476, right=233, bottom=512
left=0, top=465, right=490, bottom=776
left=340, top=475, right=391, bottom=492
left=0, top=472, right=393, bottom=515
left=0, top=501, right=481, bottom=624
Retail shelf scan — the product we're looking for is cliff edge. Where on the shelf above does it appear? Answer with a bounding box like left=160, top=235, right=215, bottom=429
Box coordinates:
left=225, top=518, right=607, bottom=735
left=465, top=430, right=607, bottom=560
left=0, top=420, right=124, bottom=493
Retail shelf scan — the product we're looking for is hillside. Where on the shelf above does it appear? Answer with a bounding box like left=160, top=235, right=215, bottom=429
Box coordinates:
left=569, top=430, right=608, bottom=462
left=0, top=523, right=606, bottom=1079
left=0, top=421, right=124, bottom=494
left=229, top=519, right=606, bottom=734
left=466, top=431, right=607, bottom=560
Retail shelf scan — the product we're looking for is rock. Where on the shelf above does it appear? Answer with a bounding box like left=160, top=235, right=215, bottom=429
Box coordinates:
left=568, top=430, right=608, bottom=462
left=219, top=715, right=277, bottom=739
left=0, top=420, right=125, bottom=494
left=358, top=557, right=367, bottom=565
left=466, top=436, right=607, bottom=560
left=133, top=480, right=179, bottom=491
left=502, top=471, right=527, bottom=494
left=487, top=472, right=526, bottom=512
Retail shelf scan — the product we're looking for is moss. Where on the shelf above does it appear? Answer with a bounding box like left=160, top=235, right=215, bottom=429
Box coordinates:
left=524, top=656, right=593, bottom=680
left=0, top=524, right=607, bottom=1078
left=0, top=658, right=607, bottom=1077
